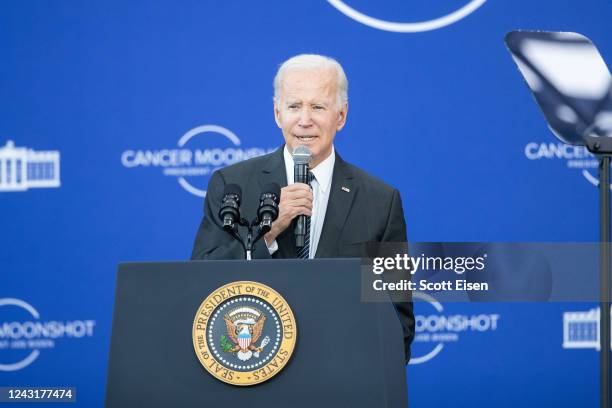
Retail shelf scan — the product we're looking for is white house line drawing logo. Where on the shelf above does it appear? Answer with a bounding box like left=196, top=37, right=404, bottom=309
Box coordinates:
left=0, top=140, right=60, bottom=192
left=121, top=125, right=275, bottom=198
left=326, top=0, right=486, bottom=33
left=524, top=141, right=607, bottom=188
left=563, top=308, right=612, bottom=350
left=410, top=292, right=499, bottom=365
left=0, top=298, right=95, bottom=372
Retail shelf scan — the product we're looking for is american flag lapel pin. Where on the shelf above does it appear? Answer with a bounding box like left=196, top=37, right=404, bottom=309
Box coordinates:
left=341, top=186, right=350, bottom=193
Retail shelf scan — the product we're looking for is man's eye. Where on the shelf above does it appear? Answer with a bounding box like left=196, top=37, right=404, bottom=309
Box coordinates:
left=288, top=105, right=299, bottom=110
left=313, top=105, right=325, bottom=110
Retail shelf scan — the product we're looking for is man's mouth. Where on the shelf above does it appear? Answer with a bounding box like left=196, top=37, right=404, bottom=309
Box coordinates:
left=295, top=135, right=317, bottom=141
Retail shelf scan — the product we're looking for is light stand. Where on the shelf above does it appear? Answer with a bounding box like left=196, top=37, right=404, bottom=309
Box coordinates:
left=586, top=133, right=612, bottom=408
left=506, top=31, right=612, bottom=408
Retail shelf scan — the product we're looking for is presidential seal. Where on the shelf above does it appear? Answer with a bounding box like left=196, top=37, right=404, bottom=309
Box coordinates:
left=192, top=281, right=297, bottom=386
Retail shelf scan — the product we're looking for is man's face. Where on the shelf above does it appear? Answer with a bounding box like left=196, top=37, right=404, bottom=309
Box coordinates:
left=274, top=69, right=348, bottom=168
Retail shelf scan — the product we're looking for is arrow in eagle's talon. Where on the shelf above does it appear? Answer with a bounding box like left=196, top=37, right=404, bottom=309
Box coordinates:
left=253, top=336, right=271, bottom=358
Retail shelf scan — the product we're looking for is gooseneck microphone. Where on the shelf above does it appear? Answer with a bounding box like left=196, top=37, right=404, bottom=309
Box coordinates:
left=257, top=183, right=281, bottom=233
left=292, top=146, right=312, bottom=248
left=218, top=184, right=242, bottom=230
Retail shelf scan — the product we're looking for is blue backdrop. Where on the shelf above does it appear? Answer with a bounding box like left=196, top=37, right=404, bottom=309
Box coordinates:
left=1, top=1, right=611, bottom=406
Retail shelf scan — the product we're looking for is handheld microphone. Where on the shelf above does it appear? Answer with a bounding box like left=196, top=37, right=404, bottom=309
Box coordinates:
left=292, top=146, right=312, bottom=248
left=257, top=183, right=281, bottom=233
left=218, top=183, right=242, bottom=230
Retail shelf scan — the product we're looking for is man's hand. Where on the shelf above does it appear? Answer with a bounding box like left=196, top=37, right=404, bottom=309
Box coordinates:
left=264, top=183, right=312, bottom=245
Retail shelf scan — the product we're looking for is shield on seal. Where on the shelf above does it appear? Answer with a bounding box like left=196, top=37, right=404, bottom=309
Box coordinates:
left=238, top=328, right=251, bottom=350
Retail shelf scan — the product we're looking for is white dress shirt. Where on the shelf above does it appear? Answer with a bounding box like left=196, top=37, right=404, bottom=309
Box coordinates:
left=266, top=146, right=335, bottom=258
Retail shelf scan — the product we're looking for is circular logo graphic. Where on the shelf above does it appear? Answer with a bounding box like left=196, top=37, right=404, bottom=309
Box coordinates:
left=192, top=281, right=297, bottom=386
left=0, top=298, right=41, bottom=371
left=120, top=124, right=275, bottom=199
left=523, top=141, right=609, bottom=188
left=0, top=298, right=96, bottom=372
left=177, top=125, right=241, bottom=198
left=409, top=292, right=445, bottom=365
left=410, top=292, right=500, bottom=365
left=327, top=0, right=486, bottom=33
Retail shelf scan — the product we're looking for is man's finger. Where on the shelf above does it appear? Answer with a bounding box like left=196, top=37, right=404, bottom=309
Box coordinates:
left=281, top=188, right=313, bottom=201
left=287, top=198, right=313, bottom=208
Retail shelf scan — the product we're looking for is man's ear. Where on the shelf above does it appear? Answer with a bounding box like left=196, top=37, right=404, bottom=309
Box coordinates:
left=273, top=101, right=282, bottom=128
left=336, top=102, right=348, bottom=131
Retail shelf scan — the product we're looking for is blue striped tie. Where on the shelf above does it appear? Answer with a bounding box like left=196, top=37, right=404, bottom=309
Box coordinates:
left=297, top=171, right=315, bottom=259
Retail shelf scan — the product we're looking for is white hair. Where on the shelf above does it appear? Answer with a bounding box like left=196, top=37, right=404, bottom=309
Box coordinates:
left=273, top=54, right=348, bottom=107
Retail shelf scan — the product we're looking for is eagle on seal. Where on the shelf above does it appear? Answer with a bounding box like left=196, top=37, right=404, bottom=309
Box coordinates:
left=224, top=313, right=266, bottom=361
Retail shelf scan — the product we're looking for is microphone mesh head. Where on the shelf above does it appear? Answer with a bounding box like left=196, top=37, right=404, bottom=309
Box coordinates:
left=292, top=146, right=312, bottom=165
left=261, top=182, right=281, bottom=203
left=223, top=183, right=242, bottom=198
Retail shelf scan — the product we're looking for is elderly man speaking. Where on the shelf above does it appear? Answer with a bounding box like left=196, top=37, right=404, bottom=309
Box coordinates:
left=191, top=54, right=414, bottom=361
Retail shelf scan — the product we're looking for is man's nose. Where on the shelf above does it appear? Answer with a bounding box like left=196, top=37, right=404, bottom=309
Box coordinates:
left=298, top=108, right=313, bottom=126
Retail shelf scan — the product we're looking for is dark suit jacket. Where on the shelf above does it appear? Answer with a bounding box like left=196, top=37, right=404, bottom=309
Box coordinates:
left=191, top=147, right=414, bottom=362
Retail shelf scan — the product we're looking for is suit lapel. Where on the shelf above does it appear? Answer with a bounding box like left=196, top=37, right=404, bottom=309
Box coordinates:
left=258, top=147, right=287, bottom=191
left=315, top=153, right=357, bottom=258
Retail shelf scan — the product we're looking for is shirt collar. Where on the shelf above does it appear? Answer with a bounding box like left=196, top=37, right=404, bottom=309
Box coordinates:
left=283, top=145, right=335, bottom=194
